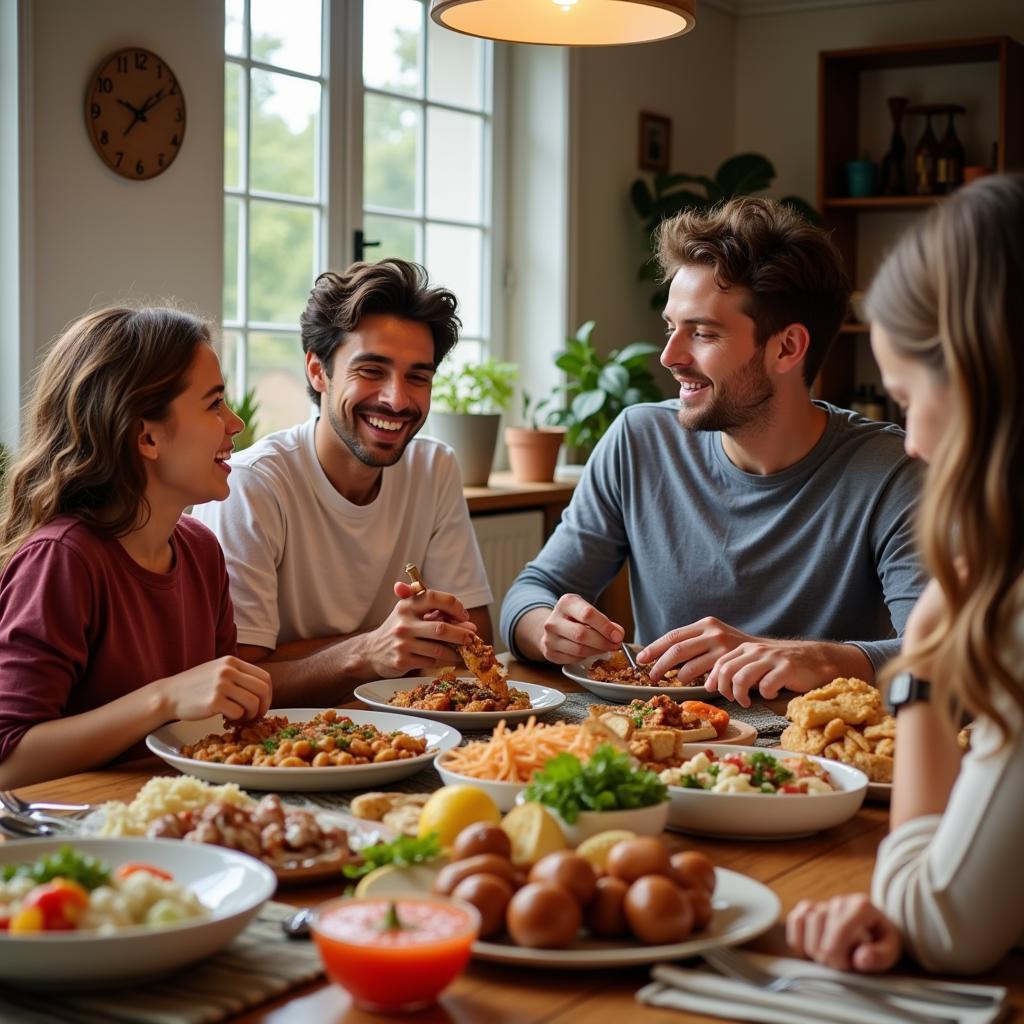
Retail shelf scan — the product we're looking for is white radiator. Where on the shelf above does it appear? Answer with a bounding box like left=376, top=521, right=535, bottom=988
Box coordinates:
left=472, top=510, right=545, bottom=652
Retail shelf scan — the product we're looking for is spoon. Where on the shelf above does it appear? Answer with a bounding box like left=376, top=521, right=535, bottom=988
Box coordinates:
left=281, top=906, right=313, bottom=940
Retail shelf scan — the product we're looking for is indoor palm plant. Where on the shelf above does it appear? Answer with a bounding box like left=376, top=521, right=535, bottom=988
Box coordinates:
left=427, top=358, right=517, bottom=485
left=546, top=321, right=662, bottom=460
left=630, top=153, right=819, bottom=310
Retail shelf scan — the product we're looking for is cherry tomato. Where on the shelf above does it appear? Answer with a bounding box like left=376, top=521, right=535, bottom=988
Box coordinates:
left=9, top=905, right=44, bottom=933
left=23, top=878, right=89, bottom=930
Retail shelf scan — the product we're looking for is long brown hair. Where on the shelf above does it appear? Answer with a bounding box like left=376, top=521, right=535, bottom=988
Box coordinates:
left=0, top=306, right=211, bottom=566
left=866, top=174, right=1024, bottom=738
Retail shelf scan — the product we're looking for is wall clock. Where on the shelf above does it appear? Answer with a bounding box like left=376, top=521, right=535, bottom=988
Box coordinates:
left=85, top=47, right=186, bottom=180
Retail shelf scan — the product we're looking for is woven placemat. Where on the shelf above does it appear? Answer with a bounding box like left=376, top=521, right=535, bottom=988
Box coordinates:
left=0, top=902, right=322, bottom=1024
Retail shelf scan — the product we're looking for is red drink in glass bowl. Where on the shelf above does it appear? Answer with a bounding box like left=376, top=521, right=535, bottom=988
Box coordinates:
left=311, top=896, right=480, bottom=1013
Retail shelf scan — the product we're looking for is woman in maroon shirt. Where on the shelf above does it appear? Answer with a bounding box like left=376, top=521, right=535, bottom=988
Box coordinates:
left=0, top=307, right=271, bottom=787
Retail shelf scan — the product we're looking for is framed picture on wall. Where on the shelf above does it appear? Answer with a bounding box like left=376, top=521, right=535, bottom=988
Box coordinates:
left=638, top=111, right=671, bottom=172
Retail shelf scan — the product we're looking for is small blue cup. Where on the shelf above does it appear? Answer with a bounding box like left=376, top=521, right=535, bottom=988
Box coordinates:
left=845, top=160, right=877, bottom=198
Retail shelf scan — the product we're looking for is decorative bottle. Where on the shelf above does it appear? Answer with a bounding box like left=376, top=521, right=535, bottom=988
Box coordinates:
left=936, top=107, right=966, bottom=192
left=913, top=111, right=939, bottom=196
left=879, top=97, right=908, bottom=196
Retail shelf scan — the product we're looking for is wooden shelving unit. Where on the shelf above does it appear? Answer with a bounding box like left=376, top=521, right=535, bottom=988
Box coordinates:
left=814, top=35, right=1024, bottom=405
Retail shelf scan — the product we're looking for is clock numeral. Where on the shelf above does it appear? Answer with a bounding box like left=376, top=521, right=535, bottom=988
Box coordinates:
left=97, top=77, right=113, bottom=94
left=170, top=134, right=180, bottom=147
left=99, top=130, right=109, bottom=146
left=116, top=55, right=128, bottom=73
left=158, top=153, right=165, bottom=167
left=134, top=52, right=148, bottom=71
left=156, top=62, right=163, bottom=79
left=135, top=160, right=145, bottom=176
left=169, top=81, right=178, bottom=96
left=114, top=151, right=124, bottom=168
left=174, top=108, right=183, bottom=123
left=90, top=103, right=101, bottom=119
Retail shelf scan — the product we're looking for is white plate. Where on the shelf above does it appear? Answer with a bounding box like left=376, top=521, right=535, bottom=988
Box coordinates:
left=354, top=677, right=566, bottom=727
left=664, top=744, right=868, bottom=839
left=358, top=862, right=779, bottom=968
left=0, top=837, right=275, bottom=987
left=434, top=751, right=527, bottom=811
left=562, top=650, right=712, bottom=701
left=146, top=709, right=461, bottom=792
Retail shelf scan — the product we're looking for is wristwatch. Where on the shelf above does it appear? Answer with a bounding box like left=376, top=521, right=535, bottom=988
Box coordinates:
left=886, top=671, right=932, bottom=714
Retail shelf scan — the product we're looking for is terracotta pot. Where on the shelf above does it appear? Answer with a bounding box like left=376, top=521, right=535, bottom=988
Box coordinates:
left=504, top=426, right=566, bottom=483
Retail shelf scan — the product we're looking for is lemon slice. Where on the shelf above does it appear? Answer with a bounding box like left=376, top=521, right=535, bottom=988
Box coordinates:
left=575, top=829, right=637, bottom=871
left=418, top=785, right=501, bottom=848
left=354, top=862, right=445, bottom=898
left=500, top=801, right=566, bottom=867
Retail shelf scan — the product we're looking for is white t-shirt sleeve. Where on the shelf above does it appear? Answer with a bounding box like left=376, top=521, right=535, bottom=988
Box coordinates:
left=190, top=467, right=285, bottom=651
left=871, top=701, right=1024, bottom=974
left=420, top=451, right=493, bottom=610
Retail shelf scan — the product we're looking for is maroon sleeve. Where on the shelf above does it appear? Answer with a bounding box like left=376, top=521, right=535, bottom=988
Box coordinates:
left=213, top=540, right=238, bottom=658
left=0, top=539, right=95, bottom=762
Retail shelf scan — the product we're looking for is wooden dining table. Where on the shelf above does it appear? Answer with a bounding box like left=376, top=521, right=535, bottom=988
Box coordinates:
left=11, top=658, right=1024, bottom=1024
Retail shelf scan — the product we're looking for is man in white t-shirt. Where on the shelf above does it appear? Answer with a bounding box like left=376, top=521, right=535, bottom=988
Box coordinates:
left=192, top=259, right=492, bottom=705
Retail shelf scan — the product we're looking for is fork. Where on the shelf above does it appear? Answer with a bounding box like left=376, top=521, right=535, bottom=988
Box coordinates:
left=703, top=946, right=989, bottom=1019
left=0, top=794, right=83, bottom=835
left=620, top=642, right=641, bottom=671
left=0, top=814, right=56, bottom=839
left=0, top=791, right=93, bottom=817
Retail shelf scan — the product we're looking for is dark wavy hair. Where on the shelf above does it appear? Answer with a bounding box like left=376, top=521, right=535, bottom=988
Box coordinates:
left=656, top=197, right=850, bottom=386
left=300, top=258, right=461, bottom=406
left=0, top=306, right=210, bottom=565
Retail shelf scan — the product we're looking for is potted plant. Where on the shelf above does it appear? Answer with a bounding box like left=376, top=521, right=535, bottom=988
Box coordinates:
left=546, top=322, right=662, bottom=461
left=504, top=392, right=566, bottom=484
left=227, top=386, right=260, bottom=451
left=630, top=152, right=819, bottom=310
left=427, top=358, right=517, bottom=485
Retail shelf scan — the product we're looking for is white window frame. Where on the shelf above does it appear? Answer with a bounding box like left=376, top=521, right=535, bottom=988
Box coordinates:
left=223, top=0, right=505, bottom=419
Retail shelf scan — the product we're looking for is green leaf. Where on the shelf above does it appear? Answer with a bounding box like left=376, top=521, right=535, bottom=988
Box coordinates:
left=597, top=363, right=630, bottom=398
left=614, top=342, right=660, bottom=364
left=650, top=191, right=711, bottom=221
left=629, top=178, right=654, bottom=217
left=654, top=171, right=712, bottom=194
left=574, top=320, right=597, bottom=345
left=342, top=833, right=443, bottom=880
left=714, top=152, right=775, bottom=197
left=572, top=389, right=607, bottom=421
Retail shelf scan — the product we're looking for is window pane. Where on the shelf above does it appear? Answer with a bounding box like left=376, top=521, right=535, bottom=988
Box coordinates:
left=225, top=63, right=243, bottom=189
left=426, top=19, right=484, bottom=110
left=251, top=0, right=321, bottom=76
left=438, top=338, right=482, bottom=374
left=364, top=214, right=419, bottom=262
left=220, top=329, right=245, bottom=397
left=364, top=95, right=420, bottom=212
left=363, top=0, right=422, bottom=96
left=425, top=224, right=483, bottom=337
left=250, top=70, right=319, bottom=198
left=248, top=200, right=316, bottom=325
left=426, top=108, right=483, bottom=222
left=224, top=196, right=242, bottom=323
left=248, top=331, right=313, bottom=434
left=225, top=0, right=245, bottom=57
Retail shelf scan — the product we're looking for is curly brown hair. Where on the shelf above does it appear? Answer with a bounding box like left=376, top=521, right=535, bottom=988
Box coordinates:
left=867, top=174, right=1024, bottom=741
left=656, top=197, right=850, bottom=386
left=0, top=307, right=211, bottom=566
left=300, top=259, right=461, bottom=407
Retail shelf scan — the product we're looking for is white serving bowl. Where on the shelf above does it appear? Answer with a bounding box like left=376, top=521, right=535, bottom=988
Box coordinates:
left=0, top=836, right=276, bottom=987
left=550, top=800, right=670, bottom=846
left=664, top=744, right=868, bottom=839
left=433, top=750, right=527, bottom=811
left=512, top=792, right=670, bottom=845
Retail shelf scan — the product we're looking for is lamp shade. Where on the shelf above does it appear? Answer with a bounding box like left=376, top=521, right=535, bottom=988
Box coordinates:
left=429, top=0, right=697, bottom=47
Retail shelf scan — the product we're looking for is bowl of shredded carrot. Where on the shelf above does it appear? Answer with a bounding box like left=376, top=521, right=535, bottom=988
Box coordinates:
left=433, top=718, right=600, bottom=811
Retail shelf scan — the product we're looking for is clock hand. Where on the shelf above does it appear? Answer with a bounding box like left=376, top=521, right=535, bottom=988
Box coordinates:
left=138, top=88, right=167, bottom=117
left=118, top=97, right=145, bottom=136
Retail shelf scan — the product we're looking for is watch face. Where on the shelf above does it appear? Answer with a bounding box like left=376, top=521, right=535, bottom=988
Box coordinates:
left=85, top=48, right=186, bottom=180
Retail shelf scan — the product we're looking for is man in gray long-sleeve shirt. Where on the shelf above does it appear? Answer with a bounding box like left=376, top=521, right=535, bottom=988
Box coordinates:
left=501, top=197, right=926, bottom=706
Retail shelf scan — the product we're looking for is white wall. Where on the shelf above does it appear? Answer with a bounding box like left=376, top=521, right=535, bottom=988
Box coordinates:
left=571, top=6, right=738, bottom=379
left=27, top=0, right=223, bottom=362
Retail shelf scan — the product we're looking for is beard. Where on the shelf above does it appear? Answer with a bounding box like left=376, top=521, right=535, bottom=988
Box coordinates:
left=325, top=393, right=422, bottom=469
left=676, top=348, right=775, bottom=434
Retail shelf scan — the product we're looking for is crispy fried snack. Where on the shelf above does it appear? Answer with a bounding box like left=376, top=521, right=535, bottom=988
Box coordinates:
left=458, top=635, right=509, bottom=700
left=781, top=678, right=895, bottom=783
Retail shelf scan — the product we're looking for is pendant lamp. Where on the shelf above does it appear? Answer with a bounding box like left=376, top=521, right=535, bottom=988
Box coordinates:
left=429, top=0, right=697, bottom=47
